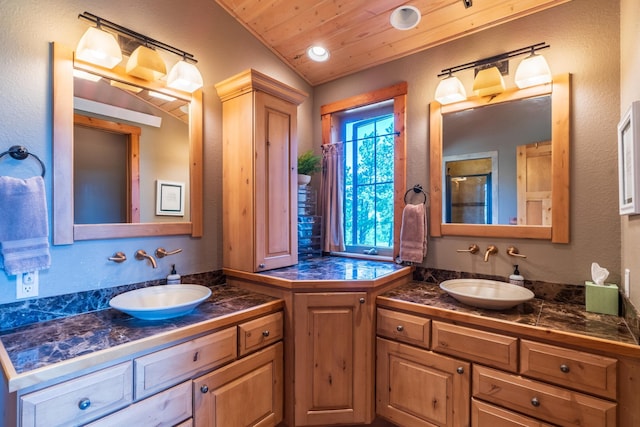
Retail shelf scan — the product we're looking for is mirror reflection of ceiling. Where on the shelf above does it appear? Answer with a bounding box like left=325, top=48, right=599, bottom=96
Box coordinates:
left=74, top=77, right=189, bottom=124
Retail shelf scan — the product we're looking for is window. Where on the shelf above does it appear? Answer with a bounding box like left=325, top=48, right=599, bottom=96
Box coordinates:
left=320, top=83, right=407, bottom=259
left=342, top=107, right=395, bottom=255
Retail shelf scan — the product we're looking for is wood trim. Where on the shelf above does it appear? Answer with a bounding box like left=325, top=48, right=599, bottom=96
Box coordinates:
left=429, top=74, right=570, bottom=242
left=74, top=222, right=191, bottom=240
left=320, top=82, right=407, bottom=115
left=52, top=42, right=74, bottom=245
left=190, top=89, right=204, bottom=237
left=214, top=68, right=308, bottom=105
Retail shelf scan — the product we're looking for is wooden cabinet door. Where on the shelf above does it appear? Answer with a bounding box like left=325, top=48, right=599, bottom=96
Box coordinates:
left=294, top=292, right=372, bottom=426
left=193, top=342, right=283, bottom=427
left=517, top=141, right=552, bottom=225
left=254, top=91, right=298, bottom=271
left=377, top=337, right=471, bottom=427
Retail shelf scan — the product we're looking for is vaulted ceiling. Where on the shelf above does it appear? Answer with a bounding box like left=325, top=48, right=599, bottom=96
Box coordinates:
left=214, top=0, right=570, bottom=86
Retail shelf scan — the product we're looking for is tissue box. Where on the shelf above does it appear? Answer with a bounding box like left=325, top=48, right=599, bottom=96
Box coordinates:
left=585, top=281, right=619, bottom=315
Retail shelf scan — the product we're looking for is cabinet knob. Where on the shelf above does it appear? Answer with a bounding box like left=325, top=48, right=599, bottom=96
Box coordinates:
left=359, top=297, right=365, bottom=304
left=200, top=385, right=209, bottom=394
left=531, top=397, right=540, bottom=407
left=262, top=330, right=270, bottom=337
left=456, top=367, right=464, bottom=374
left=78, top=398, right=91, bottom=410
left=258, top=263, right=266, bottom=269
left=559, top=364, right=570, bottom=373
left=396, top=325, right=404, bottom=332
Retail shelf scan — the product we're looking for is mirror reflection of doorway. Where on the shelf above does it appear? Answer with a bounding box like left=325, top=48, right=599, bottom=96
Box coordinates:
left=446, top=173, right=491, bottom=224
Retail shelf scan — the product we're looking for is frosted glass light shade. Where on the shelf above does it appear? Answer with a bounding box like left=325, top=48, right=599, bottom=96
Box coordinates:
left=75, top=27, right=122, bottom=69
left=435, top=76, right=467, bottom=104
left=515, top=54, right=552, bottom=88
left=473, top=67, right=505, bottom=97
left=167, top=60, right=204, bottom=92
left=126, top=46, right=166, bottom=81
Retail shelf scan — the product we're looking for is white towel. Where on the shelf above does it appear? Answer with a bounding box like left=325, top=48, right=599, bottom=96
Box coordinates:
left=399, top=203, right=427, bottom=263
left=0, top=176, right=51, bottom=275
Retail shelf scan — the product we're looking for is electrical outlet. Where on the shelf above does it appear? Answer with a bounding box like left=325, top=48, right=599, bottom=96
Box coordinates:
left=16, top=271, right=39, bottom=299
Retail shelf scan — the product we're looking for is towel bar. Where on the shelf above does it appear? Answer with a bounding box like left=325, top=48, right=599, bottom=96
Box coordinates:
left=0, top=145, right=46, bottom=177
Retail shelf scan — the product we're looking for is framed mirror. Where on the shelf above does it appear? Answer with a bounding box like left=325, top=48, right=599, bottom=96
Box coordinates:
left=52, top=42, right=203, bottom=244
left=429, top=74, right=570, bottom=243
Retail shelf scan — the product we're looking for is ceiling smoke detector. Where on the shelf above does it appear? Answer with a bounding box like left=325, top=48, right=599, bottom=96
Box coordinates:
left=390, top=5, right=421, bottom=30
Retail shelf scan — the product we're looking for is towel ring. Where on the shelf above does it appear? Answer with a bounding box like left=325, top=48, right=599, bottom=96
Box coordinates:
left=403, top=184, right=427, bottom=205
left=0, top=145, right=46, bottom=177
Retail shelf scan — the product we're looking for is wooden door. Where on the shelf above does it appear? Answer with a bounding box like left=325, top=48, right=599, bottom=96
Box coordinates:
left=193, top=343, right=283, bottom=427
left=254, top=91, right=298, bottom=271
left=294, top=292, right=372, bottom=426
left=517, top=141, right=552, bottom=225
left=376, top=337, right=471, bottom=427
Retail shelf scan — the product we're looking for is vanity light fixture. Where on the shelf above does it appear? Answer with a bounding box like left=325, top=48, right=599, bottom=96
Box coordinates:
left=515, top=47, right=552, bottom=88
left=472, top=66, right=505, bottom=97
left=77, top=12, right=204, bottom=92
left=390, top=5, right=422, bottom=30
left=307, top=45, right=330, bottom=62
left=434, top=42, right=551, bottom=104
left=126, top=45, right=167, bottom=81
left=434, top=73, right=467, bottom=104
left=75, top=25, right=123, bottom=69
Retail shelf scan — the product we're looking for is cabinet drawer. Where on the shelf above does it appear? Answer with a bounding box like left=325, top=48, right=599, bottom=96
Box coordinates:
left=377, top=308, right=431, bottom=348
left=135, top=327, right=237, bottom=399
left=520, top=339, right=617, bottom=400
left=472, top=399, right=555, bottom=427
left=432, top=321, right=518, bottom=372
left=21, top=362, right=132, bottom=427
left=85, top=381, right=192, bottom=426
left=473, top=365, right=617, bottom=427
left=238, top=311, right=283, bottom=356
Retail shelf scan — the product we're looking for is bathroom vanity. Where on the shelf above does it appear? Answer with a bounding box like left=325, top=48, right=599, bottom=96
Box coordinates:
left=0, top=284, right=284, bottom=426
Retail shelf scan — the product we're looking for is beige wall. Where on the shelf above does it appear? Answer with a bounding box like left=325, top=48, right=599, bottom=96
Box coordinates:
left=620, top=0, right=640, bottom=309
left=0, top=0, right=313, bottom=303
left=313, top=0, right=623, bottom=289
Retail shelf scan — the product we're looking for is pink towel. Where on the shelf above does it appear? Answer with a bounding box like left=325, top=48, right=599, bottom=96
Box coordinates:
left=399, top=203, right=427, bottom=263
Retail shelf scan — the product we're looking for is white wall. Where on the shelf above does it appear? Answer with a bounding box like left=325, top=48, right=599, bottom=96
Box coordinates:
left=313, top=0, right=622, bottom=289
left=620, top=0, right=640, bottom=309
left=0, top=0, right=313, bottom=304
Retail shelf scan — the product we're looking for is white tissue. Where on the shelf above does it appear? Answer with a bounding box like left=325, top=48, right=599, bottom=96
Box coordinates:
left=591, top=262, right=610, bottom=286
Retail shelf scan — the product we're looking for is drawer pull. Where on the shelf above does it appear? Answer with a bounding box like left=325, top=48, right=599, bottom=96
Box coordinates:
left=193, top=351, right=199, bottom=362
left=258, top=263, right=266, bottom=269
left=262, top=330, right=270, bottom=337
left=531, top=397, right=540, bottom=407
left=456, top=367, right=464, bottom=374
left=396, top=325, right=404, bottom=332
left=359, top=297, right=365, bottom=304
left=560, top=364, right=570, bottom=373
left=200, top=385, right=209, bottom=394
left=78, top=398, right=91, bottom=411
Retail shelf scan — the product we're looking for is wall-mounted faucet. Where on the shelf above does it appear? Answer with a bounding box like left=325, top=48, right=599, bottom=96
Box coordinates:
left=107, top=252, right=127, bottom=263
left=155, top=247, right=182, bottom=258
left=484, top=245, right=498, bottom=262
left=457, top=244, right=479, bottom=254
left=135, top=250, right=157, bottom=268
left=507, top=246, right=527, bottom=258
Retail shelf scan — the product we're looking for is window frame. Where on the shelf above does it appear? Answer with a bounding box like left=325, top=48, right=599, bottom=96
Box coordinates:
left=320, top=83, right=407, bottom=260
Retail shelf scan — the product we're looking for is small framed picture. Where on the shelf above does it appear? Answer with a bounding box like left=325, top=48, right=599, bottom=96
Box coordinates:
left=156, top=180, right=185, bottom=216
left=618, top=101, right=640, bottom=215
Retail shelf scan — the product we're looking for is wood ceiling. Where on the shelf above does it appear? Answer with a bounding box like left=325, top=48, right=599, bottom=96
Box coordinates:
left=214, top=0, right=571, bottom=86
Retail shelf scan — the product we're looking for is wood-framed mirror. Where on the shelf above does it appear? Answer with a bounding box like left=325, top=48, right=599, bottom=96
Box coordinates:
left=52, top=42, right=203, bottom=244
left=429, top=73, right=570, bottom=243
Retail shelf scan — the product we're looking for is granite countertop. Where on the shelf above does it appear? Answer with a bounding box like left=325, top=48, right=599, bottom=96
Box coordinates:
left=258, top=256, right=408, bottom=281
left=0, top=284, right=282, bottom=392
left=379, top=281, right=638, bottom=347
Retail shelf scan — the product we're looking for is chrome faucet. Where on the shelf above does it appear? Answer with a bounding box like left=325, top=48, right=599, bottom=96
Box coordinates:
left=484, top=245, right=498, bottom=262
left=135, top=249, right=157, bottom=268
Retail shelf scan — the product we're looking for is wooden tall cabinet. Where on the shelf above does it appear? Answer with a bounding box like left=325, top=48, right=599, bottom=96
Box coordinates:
left=215, top=69, right=307, bottom=272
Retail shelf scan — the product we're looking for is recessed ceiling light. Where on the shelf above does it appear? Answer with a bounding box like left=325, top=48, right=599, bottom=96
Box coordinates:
left=390, top=5, right=421, bottom=30
left=307, top=46, right=330, bottom=62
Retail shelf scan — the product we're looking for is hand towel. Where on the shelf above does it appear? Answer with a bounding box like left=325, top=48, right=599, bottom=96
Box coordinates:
left=0, top=176, right=51, bottom=275
left=399, top=203, right=427, bottom=263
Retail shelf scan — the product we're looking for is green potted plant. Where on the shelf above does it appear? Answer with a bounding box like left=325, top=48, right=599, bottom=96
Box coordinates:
left=297, top=150, right=322, bottom=186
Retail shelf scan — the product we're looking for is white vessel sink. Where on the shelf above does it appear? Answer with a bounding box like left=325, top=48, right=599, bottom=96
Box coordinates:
left=109, top=285, right=212, bottom=320
left=439, top=279, right=534, bottom=310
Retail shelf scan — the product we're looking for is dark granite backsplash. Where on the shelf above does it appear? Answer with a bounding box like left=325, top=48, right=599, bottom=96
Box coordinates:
left=0, top=270, right=225, bottom=332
